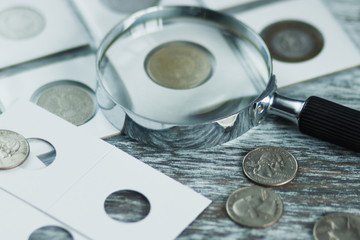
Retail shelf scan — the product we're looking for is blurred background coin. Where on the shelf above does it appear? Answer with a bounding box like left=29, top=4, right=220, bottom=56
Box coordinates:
left=313, top=213, right=360, bottom=240
left=0, top=129, right=29, bottom=170
left=260, top=20, right=324, bottom=62
left=226, top=185, right=283, bottom=228
left=242, top=146, right=298, bottom=186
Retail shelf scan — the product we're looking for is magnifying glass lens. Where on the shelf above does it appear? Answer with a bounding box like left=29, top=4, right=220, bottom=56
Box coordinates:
left=99, top=11, right=270, bottom=124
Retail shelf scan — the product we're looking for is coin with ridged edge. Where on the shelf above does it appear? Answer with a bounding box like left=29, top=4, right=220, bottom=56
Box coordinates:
left=34, top=81, right=96, bottom=126
left=242, top=146, right=298, bottom=187
left=0, top=6, right=45, bottom=40
left=145, top=41, right=214, bottom=89
left=0, top=129, right=29, bottom=170
left=226, top=186, right=283, bottom=228
left=313, top=213, right=360, bottom=240
left=260, top=20, right=324, bottom=63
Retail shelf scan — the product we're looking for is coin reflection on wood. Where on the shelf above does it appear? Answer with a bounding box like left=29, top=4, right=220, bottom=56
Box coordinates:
left=0, top=6, right=45, bottom=40
left=313, top=213, right=360, bottom=240
left=145, top=41, right=214, bottom=89
left=260, top=20, right=324, bottom=62
left=226, top=186, right=283, bottom=228
left=242, top=146, right=298, bottom=187
left=33, top=81, right=96, bottom=126
left=0, top=129, right=29, bottom=170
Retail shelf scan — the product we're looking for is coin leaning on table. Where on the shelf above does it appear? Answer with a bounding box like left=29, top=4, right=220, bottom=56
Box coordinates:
left=313, top=213, right=360, bottom=240
left=0, top=129, right=30, bottom=170
left=226, top=186, right=283, bottom=228
left=242, top=146, right=298, bottom=187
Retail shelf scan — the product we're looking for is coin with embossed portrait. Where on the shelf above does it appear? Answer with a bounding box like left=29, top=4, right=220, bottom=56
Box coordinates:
left=32, top=81, right=96, bottom=126
left=313, top=213, right=360, bottom=240
left=100, top=0, right=159, bottom=13
left=0, top=129, right=29, bottom=170
left=145, top=41, right=214, bottom=89
left=260, top=20, right=324, bottom=63
left=226, top=186, right=283, bottom=228
left=242, top=146, right=298, bottom=187
left=0, top=6, right=45, bottom=40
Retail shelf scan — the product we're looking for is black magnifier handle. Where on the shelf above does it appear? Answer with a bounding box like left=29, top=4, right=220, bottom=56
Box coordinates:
left=270, top=93, right=360, bottom=152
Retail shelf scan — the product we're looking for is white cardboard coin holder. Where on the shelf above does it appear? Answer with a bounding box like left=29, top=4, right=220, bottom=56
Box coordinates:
left=0, top=0, right=89, bottom=69
left=0, top=101, right=211, bottom=240
left=235, top=0, right=360, bottom=87
left=71, top=0, right=202, bottom=46
left=0, top=189, right=88, bottom=240
left=0, top=55, right=119, bottom=138
left=201, top=0, right=256, bottom=11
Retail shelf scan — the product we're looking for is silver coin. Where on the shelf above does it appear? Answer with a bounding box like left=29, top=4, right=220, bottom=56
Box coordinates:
left=226, top=186, right=283, bottom=228
left=145, top=41, right=214, bottom=89
left=242, top=146, right=298, bottom=187
left=313, top=213, right=360, bottom=240
left=100, top=0, right=159, bottom=13
left=0, top=129, right=29, bottom=170
left=34, top=82, right=96, bottom=126
left=260, top=20, right=324, bottom=62
left=0, top=6, right=45, bottom=40
left=29, top=225, right=73, bottom=240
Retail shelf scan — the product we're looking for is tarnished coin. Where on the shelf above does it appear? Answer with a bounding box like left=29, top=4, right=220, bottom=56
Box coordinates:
left=313, top=213, right=360, bottom=240
left=0, top=6, right=45, bottom=40
left=145, top=41, right=214, bottom=89
left=0, top=129, right=29, bottom=170
left=100, top=0, right=159, bottom=13
left=260, top=20, right=324, bottom=62
left=242, top=146, right=298, bottom=187
left=226, top=186, right=283, bottom=228
left=29, top=225, right=73, bottom=240
left=33, top=81, right=96, bottom=126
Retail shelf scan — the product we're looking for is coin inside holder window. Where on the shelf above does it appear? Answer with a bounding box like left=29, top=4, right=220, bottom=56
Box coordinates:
left=30, top=80, right=97, bottom=126
left=99, top=0, right=160, bottom=13
left=28, top=225, right=73, bottom=240
left=20, top=138, right=56, bottom=170
left=260, top=20, right=325, bottom=63
left=0, top=129, right=29, bottom=170
left=104, top=190, right=151, bottom=223
left=0, top=6, right=46, bottom=40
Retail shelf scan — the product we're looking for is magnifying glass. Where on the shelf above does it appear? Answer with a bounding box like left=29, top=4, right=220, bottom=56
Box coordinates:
left=96, top=6, right=360, bottom=151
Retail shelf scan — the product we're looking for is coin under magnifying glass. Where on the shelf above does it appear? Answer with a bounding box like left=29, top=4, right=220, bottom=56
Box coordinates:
left=0, top=129, right=29, bottom=170
left=260, top=20, right=324, bottom=63
left=34, top=81, right=96, bottom=126
left=242, top=146, right=298, bottom=187
left=145, top=41, right=214, bottom=89
left=226, top=186, right=283, bottom=228
left=0, top=6, right=45, bottom=40
left=100, top=0, right=159, bottom=13
left=313, top=213, right=360, bottom=240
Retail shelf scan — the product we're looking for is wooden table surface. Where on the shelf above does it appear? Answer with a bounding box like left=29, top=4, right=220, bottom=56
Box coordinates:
left=1, top=0, right=359, bottom=239
left=105, top=1, right=360, bottom=239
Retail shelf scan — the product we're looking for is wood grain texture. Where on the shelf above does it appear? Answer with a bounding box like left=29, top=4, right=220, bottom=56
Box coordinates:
left=104, top=1, right=360, bottom=239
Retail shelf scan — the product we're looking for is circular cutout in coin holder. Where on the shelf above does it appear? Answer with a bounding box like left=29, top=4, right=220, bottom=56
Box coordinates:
left=144, top=41, right=215, bottom=90
left=0, top=6, right=46, bottom=40
left=104, top=190, right=151, bottom=223
left=31, top=80, right=97, bottom=126
left=20, top=138, right=56, bottom=170
left=99, top=0, right=160, bottom=13
left=28, top=225, right=73, bottom=240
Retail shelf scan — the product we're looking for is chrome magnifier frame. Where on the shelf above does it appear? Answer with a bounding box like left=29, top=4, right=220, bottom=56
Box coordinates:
left=96, top=6, right=360, bottom=151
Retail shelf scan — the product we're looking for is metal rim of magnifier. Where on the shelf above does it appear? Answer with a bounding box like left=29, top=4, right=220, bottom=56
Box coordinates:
left=96, top=6, right=277, bottom=149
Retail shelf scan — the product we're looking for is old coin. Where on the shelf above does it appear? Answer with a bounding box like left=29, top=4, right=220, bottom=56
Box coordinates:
left=260, top=20, right=324, bottom=62
left=226, top=186, right=283, bottom=228
left=242, top=146, right=298, bottom=187
left=100, top=0, right=159, bottom=13
left=0, top=6, right=45, bottom=40
left=34, top=82, right=96, bottom=126
left=313, top=213, right=360, bottom=240
left=145, top=41, right=214, bottom=89
left=0, top=129, right=29, bottom=170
